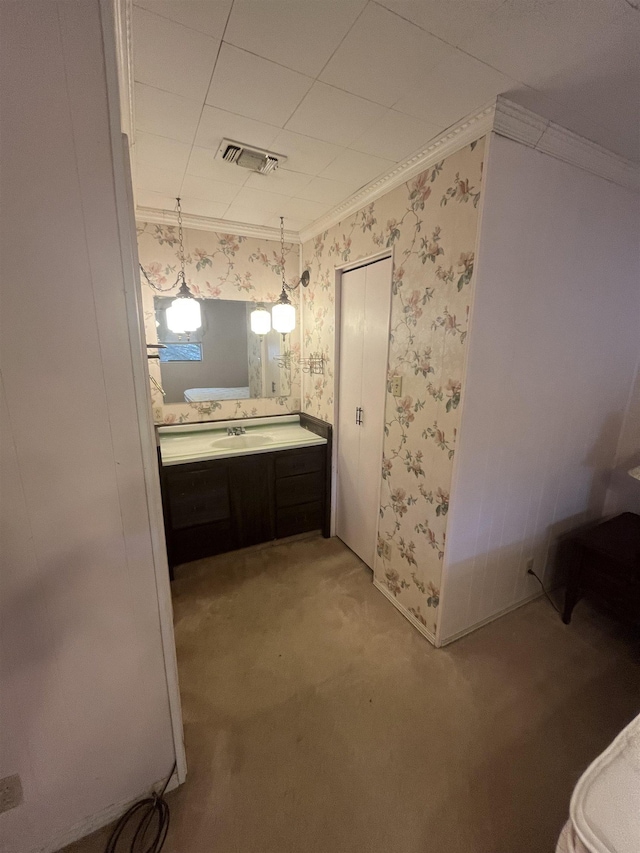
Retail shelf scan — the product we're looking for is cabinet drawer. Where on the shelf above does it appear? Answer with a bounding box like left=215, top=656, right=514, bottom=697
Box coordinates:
left=166, top=466, right=230, bottom=529
left=276, top=470, right=324, bottom=508
left=276, top=501, right=323, bottom=538
left=275, top=446, right=324, bottom=479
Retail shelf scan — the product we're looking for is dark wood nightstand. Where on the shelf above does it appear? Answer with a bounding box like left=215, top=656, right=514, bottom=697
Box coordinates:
left=562, top=512, right=640, bottom=624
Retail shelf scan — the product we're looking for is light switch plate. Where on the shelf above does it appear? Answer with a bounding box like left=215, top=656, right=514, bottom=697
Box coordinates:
left=391, top=376, right=402, bottom=396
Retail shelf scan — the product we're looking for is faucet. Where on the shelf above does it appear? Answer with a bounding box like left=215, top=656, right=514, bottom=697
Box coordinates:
left=226, top=426, right=246, bottom=436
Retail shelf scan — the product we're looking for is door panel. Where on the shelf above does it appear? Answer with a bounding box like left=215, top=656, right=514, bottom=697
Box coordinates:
left=336, top=258, right=392, bottom=568
left=359, top=258, right=392, bottom=567
left=336, top=265, right=366, bottom=560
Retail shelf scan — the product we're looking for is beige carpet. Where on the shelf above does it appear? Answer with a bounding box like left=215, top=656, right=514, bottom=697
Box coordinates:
left=63, top=534, right=639, bottom=853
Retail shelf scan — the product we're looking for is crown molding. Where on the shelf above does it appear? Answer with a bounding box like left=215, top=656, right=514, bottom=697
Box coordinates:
left=111, top=0, right=639, bottom=246
left=493, top=96, right=639, bottom=192
left=298, top=103, right=496, bottom=243
left=136, top=206, right=300, bottom=243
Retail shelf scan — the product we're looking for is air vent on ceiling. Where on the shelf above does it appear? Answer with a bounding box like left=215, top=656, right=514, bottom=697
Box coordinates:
left=216, top=139, right=286, bottom=174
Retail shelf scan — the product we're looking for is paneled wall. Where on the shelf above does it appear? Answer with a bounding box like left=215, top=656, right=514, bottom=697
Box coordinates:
left=439, top=134, right=640, bottom=644
left=605, top=363, right=640, bottom=514
left=137, top=223, right=301, bottom=423
left=301, top=140, right=485, bottom=639
left=0, top=3, right=175, bottom=851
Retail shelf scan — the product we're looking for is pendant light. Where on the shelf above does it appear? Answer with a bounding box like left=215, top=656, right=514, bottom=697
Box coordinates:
left=271, top=217, right=310, bottom=335
left=167, top=198, right=201, bottom=335
left=139, top=198, right=201, bottom=336
left=250, top=302, right=271, bottom=335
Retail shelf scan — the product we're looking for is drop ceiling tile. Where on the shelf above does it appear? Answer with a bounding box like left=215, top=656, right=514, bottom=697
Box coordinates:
left=179, top=198, right=230, bottom=219
left=194, top=105, right=281, bottom=153
left=456, top=0, right=624, bottom=91
left=186, top=146, right=251, bottom=186
left=266, top=214, right=312, bottom=232
left=137, top=162, right=185, bottom=196
left=319, top=149, right=394, bottom=188
left=132, top=7, right=220, bottom=101
left=269, top=130, right=343, bottom=175
left=244, top=168, right=312, bottom=196
left=224, top=204, right=278, bottom=227
left=285, top=82, right=387, bottom=147
left=136, top=190, right=178, bottom=212
left=180, top=175, right=241, bottom=205
left=296, top=176, right=355, bottom=206
left=376, top=0, right=507, bottom=47
left=539, top=12, right=640, bottom=160
left=134, top=0, right=232, bottom=39
left=136, top=132, right=192, bottom=174
left=205, top=44, right=314, bottom=127
left=135, top=83, right=202, bottom=144
left=224, top=0, right=367, bottom=77
left=350, top=109, right=441, bottom=161
left=319, top=3, right=454, bottom=107
left=232, top=186, right=290, bottom=214
left=280, top=197, right=331, bottom=222
left=394, top=50, right=515, bottom=128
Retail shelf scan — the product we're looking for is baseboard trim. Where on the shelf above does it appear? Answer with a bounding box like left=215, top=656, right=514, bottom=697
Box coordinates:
left=438, top=590, right=547, bottom=647
left=373, top=578, right=437, bottom=646
left=26, top=772, right=180, bottom=853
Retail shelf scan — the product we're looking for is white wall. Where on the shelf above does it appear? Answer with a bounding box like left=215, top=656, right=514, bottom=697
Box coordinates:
left=438, top=134, right=640, bottom=645
left=604, top=360, right=640, bottom=514
left=0, top=3, right=177, bottom=850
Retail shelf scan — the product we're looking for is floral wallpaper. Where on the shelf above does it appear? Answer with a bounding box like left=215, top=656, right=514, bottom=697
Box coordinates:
left=301, top=138, right=485, bottom=639
left=137, top=223, right=301, bottom=424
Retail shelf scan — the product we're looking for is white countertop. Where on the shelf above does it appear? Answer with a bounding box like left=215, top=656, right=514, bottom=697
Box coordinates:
left=158, top=415, right=326, bottom=466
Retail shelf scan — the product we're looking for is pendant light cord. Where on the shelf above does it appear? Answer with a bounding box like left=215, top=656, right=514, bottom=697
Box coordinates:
left=139, top=198, right=190, bottom=294
left=176, top=198, right=187, bottom=288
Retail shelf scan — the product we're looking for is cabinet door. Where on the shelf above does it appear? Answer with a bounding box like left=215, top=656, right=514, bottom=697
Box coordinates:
left=165, top=464, right=231, bottom=529
left=229, top=454, right=275, bottom=548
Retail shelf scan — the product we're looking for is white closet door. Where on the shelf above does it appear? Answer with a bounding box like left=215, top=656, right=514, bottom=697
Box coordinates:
left=336, top=258, right=392, bottom=569
left=336, top=265, right=366, bottom=560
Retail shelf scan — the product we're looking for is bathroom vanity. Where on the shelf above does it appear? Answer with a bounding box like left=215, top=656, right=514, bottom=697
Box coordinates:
left=157, top=414, right=331, bottom=570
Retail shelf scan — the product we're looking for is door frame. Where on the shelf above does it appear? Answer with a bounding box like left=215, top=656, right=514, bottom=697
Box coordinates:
left=331, top=250, right=394, bottom=547
left=101, top=0, right=186, bottom=787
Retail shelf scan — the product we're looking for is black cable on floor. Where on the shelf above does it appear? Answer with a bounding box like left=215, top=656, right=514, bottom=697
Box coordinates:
left=104, top=762, right=176, bottom=853
left=527, top=568, right=562, bottom=615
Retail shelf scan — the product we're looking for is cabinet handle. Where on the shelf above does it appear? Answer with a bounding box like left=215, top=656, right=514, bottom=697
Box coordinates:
left=355, top=406, right=363, bottom=425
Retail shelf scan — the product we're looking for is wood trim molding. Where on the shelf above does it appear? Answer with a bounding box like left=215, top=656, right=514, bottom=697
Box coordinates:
left=298, top=103, right=496, bottom=242
left=137, top=206, right=301, bottom=242
left=111, top=0, right=135, bottom=185
left=493, top=96, right=639, bottom=192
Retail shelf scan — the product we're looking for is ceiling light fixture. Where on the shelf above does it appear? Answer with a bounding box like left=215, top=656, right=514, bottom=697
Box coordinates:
left=139, top=198, right=202, bottom=336
left=271, top=217, right=310, bottom=336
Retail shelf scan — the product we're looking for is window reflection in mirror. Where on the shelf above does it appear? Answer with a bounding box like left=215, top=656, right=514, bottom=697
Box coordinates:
left=154, top=297, right=291, bottom=404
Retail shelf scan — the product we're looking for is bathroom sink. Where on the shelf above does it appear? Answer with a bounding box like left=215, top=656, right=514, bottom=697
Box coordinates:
left=211, top=434, right=275, bottom=449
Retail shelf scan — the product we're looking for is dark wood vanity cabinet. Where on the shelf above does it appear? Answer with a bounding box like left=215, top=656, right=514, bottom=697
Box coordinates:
left=160, top=425, right=330, bottom=570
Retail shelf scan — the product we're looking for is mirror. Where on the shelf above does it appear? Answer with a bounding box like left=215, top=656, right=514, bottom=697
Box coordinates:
left=154, top=297, right=291, bottom=404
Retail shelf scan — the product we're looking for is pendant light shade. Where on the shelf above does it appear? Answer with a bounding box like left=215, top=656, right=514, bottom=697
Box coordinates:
left=272, top=291, right=296, bottom=335
left=166, top=275, right=202, bottom=334
left=166, top=294, right=201, bottom=334
left=250, top=303, right=271, bottom=335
